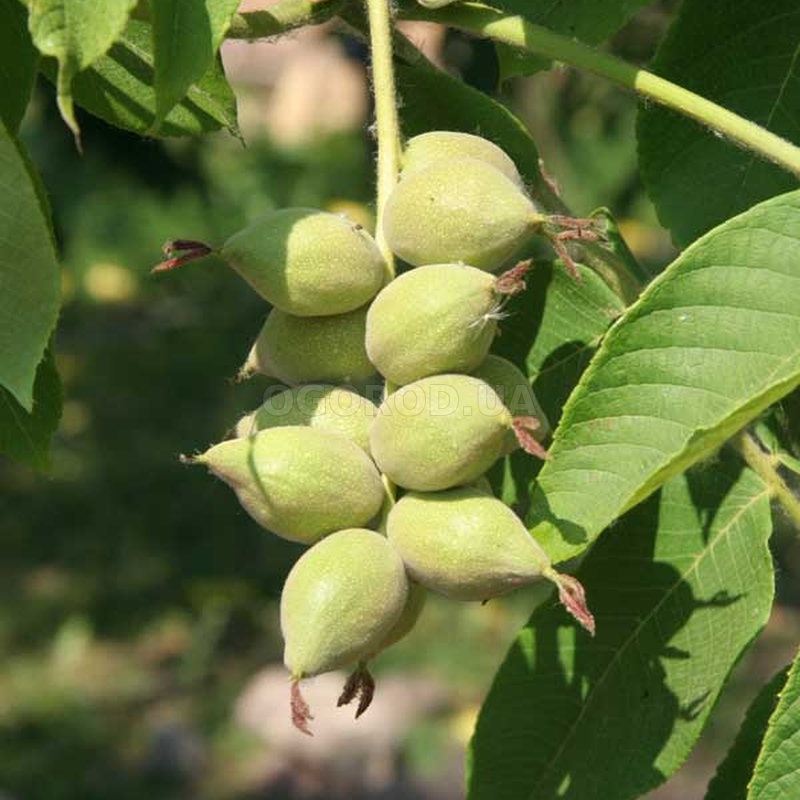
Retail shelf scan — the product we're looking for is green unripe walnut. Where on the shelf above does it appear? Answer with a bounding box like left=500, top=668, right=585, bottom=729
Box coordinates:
left=366, top=264, right=500, bottom=385
left=387, top=488, right=594, bottom=633
left=235, top=384, right=377, bottom=453
left=388, top=487, right=546, bottom=600
left=370, top=374, right=512, bottom=491
left=402, top=131, right=523, bottom=187
left=281, top=529, right=409, bottom=679
left=383, top=158, right=543, bottom=272
left=242, top=305, right=378, bottom=388
left=192, top=428, right=384, bottom=544
left=472, top=355, right=550, bottom=450
left=223, top=209, right=386, bottom=316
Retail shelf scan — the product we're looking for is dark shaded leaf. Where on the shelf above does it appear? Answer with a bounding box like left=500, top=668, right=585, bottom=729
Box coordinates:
left=637, top=0, right=800, bottom=246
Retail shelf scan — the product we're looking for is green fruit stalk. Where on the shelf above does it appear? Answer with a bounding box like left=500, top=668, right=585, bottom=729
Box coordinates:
left=370, top=374, right=547, bottom=492
left=189, top=427, right=384, bottom=544
left=235, top=384, right=377, bottom=453
left=153, top=209, right=387, bottom=317
left=281, top=528, right=409, bottom=732
left=387, top=487, right=594, bottom=632
left=366, top=263, right=513, bottom=386
left=241, top=305, right=378, bottom=388
left=402, top=131, right=523, bottom=187
left=383, top=158, right=545, bottom=271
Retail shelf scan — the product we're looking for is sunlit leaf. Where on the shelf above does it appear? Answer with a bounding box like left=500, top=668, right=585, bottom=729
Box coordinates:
left=529, top=190, right=800, bottom=562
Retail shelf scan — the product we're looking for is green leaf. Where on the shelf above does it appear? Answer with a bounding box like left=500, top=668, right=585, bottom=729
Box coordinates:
left=0, top=120, right=60, bottom=411
left=395, top=60, right=543, bottom=186
left=593, top=207, right=652, bottom=285
left=28, top=0, right=138, bottom=138
left=151, top=0, right=240, bottom=131
left=705, top=665, right=790, bottom=800
left=468, top=457, right=774, bottom=800
left=0, top=0, right=39, bottom=133
left=637, top=0, right=800, bottom=247
left=0, top=349, right=61, bottom=472
left=489, top=261, right=625, bottom=507
left=40, top=18, right=239, bottom=138
left=778, top=452, right=800, bottom=475
left=496, top=261, right=625, bottom=431
left=746, top=646, right=800, bottom=800
left=529, top=189, right=800, bottom=563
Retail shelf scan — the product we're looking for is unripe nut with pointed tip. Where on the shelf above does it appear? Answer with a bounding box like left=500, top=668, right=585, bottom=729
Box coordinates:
left=387, top=488, right=595, bottom=634
left=281, top=529, right=409, bottom=678
left=192, top=427, right=384, bottom=544
left=241, top=305, right=377, bottom=388
left=388, top=487, right=547, bottom=600
left=222, top=209, right=386, bottom=316
left=402, top=131, right=523, bottom=187
left=235, top=384, right=377, bottom=453
left=370, top=374, right=511, bottom=491
left=366, top=264, right=500, bottom=386
left=383, top=158, right=543, bottom=272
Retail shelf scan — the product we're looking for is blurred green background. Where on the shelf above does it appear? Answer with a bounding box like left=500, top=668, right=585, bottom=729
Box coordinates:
left=2, top=6, right=800, bottom=799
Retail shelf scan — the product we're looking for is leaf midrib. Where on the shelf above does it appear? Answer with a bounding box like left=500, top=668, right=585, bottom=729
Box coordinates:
left=524, top=484, right=770, bottom=800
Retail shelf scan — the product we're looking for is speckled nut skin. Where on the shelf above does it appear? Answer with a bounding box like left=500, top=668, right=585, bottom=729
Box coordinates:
left=242, top=305, right=378, bottom=388
left=402, top=131, right=523, bottom=187
left=222, top=209, right=386, bottom=316
left=370, top=374, right=512, bottom=491
left=193, top=427, right=384, bottom=544
left=366, top=264, right=499, bottom=386
left=472, top=355, right=551, bottom=451
left=387, top=487, right=550, bottom=600
left=382, top=158, right=542, bottom=272
left=235, top=384, right=377, bottom=453
left=281, top=529, right=409, bottom=678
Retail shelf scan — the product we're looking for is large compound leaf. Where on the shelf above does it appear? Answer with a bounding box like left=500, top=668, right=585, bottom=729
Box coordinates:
left=705, top=665, right=791, bottom=800
left=0, top=0, right=39, bottom=132
left=529, top=189, right=800, bottom=563
left=0, top=349, right=61, bottom=471
left=637, top=0, right=800, bottom=247
left=0, top=120, right=59, bottom=411
left=28, top=0, right=137, bottom=138
left=151, top=0, right=240, bottom=130
left=40, top=18, right=239, bottom=138
left=468, top=457, right=774, bottom=800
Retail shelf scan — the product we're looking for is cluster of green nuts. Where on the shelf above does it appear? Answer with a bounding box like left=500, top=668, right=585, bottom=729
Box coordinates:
left=157, top=131, right=594, bottom=735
